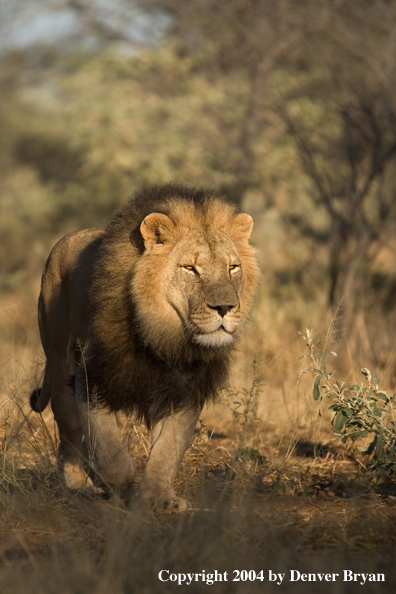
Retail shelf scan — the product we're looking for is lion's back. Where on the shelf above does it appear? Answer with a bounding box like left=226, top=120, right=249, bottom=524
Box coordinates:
left=39, top=228, right=105, bottom=360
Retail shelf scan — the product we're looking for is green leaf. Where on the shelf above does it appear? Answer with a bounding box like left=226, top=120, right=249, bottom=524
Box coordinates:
left=375, top=392, right=389, bottom=402
left=357, top=446, right=369, bottom=454
left=313, top=376, right=321, bottom=401
left=373, top=372, right=380, bottom=386
left=375, top=429, right=384, bottom=461
left=350, top=430, right=368, bottom=441
left=334, top=410, right=348, bottom=431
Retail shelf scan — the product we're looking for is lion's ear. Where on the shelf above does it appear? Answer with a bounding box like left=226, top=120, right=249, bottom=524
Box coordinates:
left=140, top=213, right=175, bottom=251
left=229, top=213, right=253, bottom=241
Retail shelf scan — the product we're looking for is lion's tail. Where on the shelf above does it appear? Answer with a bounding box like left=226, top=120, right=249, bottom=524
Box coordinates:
left=30, top=387, right=50, bottom=413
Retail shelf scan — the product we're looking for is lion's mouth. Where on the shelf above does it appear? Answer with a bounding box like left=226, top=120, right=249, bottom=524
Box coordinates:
left=193, top=326, right=234, bottom=348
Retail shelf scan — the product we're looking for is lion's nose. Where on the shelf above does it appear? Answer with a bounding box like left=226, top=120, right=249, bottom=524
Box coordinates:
left=209, top=304, right=234, bottom=317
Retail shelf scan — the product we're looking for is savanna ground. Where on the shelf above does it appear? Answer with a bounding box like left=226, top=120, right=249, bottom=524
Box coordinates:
left=1, top=1, right=396, bottom=592
left=2, top=336, right=396, bottom=594
left=2, top=295, right=396, bottom=594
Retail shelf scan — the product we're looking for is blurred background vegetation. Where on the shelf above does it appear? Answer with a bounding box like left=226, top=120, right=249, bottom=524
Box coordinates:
left=1, top=0, right=396, bottom=393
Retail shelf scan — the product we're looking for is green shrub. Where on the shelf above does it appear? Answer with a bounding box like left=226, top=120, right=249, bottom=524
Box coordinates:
left=300, top=328, right=396, bottom=475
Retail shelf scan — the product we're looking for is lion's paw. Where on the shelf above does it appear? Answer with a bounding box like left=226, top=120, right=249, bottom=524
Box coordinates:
left=63, top=461, right=106, bottom=497
left=140, top=495, right=192, bottom=512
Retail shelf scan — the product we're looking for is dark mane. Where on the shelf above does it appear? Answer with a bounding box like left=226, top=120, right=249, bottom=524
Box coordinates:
left=105, top=183, right=239, bottom=249
left=128, top=182, right=237, bottom=218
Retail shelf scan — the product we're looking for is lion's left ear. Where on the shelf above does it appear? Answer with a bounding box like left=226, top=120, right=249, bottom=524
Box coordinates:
left=229, top=213, right=253, bottom=241
left=140, top=213, right=175, bottom=251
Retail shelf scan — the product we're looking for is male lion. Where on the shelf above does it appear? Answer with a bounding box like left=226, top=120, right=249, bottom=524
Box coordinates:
left=31, top=184, right=259, bottom=511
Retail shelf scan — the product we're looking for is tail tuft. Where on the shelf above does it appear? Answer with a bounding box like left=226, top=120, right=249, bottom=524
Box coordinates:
left=30, top=388, right=45, bottom=413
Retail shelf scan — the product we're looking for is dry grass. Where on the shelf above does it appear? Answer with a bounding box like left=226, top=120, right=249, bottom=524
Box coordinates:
left=1, top=301, right=396, bottom=593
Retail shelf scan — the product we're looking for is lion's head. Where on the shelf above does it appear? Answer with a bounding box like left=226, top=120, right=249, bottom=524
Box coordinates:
left=130, top=193, right=259, bottom=360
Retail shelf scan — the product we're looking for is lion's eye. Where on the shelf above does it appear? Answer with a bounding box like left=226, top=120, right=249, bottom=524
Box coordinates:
left=229, top=264, right=240, bottom=273
left=183, top=265, right=197, bottom=274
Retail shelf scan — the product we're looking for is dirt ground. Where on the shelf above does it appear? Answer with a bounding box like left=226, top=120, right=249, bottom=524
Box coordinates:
left=1, top=411, right=396, bottom=594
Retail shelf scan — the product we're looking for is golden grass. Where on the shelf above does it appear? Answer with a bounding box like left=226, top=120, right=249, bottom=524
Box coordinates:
left=1, top=291, right=396, bottom=593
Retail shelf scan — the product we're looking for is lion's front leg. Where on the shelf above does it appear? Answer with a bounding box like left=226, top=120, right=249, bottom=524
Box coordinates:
left=75, top=368, right=137, bottom=491
left=139, top=406, right=202, bottom=511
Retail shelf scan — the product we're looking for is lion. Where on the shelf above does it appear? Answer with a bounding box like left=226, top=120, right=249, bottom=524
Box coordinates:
left=30, top=184, right=259, bottom=511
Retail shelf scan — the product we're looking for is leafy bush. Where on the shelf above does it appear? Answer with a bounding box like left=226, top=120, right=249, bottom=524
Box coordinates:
left=300, top=328, right=396, bottom=475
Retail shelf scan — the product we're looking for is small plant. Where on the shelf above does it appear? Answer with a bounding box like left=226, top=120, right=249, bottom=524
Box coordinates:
left=300, top=329, right=396, bottom=475
left=237, top=446, right=267, bottom=466
left=228, top=358, right=263, bottom=429
left=222, top=359, right=266, bottom=468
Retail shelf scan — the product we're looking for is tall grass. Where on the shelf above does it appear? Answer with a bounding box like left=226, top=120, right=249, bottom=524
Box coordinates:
left=1, top=355, right=396, bottom=594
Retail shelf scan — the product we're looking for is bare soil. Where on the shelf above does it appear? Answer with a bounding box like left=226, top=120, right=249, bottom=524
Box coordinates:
left=1, top=419, right=395, bottom=594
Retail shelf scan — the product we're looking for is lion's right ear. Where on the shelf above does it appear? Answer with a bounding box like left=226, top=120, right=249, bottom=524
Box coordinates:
left=140, top=213, right=176, bottom=251
left=229, top=213, right=253, bottom=241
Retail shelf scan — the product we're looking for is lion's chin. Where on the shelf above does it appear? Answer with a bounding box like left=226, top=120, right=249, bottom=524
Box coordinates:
left=193, top=328, right=235, bottom=348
